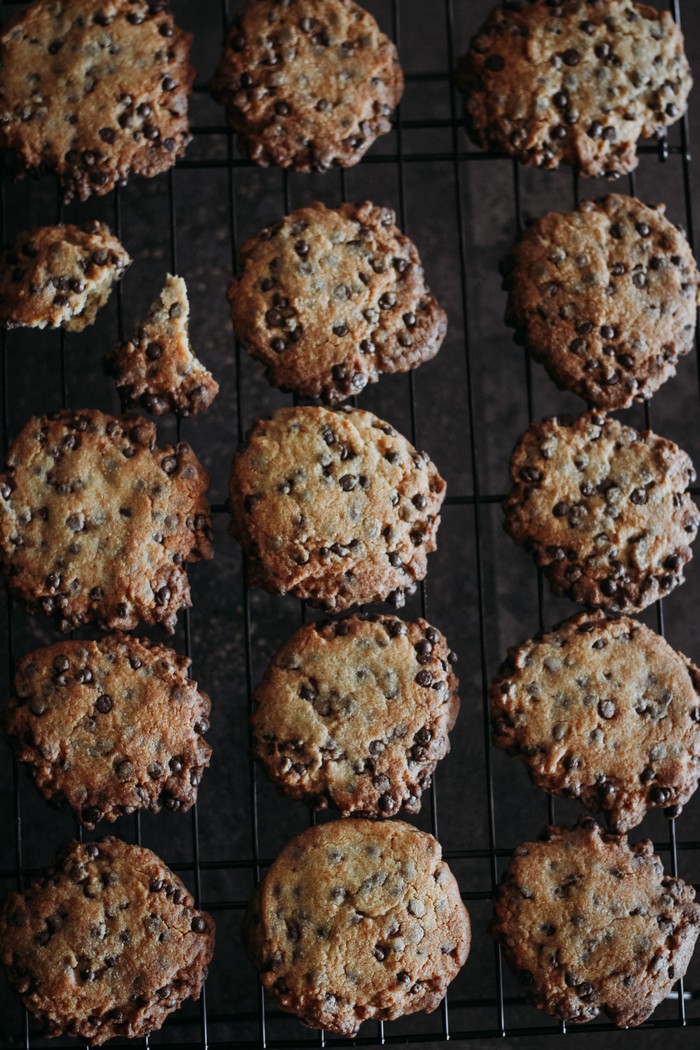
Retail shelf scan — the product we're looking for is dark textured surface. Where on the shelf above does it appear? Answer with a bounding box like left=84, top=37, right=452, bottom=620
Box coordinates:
left=1, top=1, right=700, bottom=1047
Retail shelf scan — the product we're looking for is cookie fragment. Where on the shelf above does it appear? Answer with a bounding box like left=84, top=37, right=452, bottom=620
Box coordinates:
left=0, top=0, right=195, bottom=202
left=252, top=613, right=459, bottom=816
left=104, top=274, right=219, bottom=416
left=229, top=405, right=446, bottom=612
left=0, top=222, right=130, bottom=332
left=492, top=820, right=700, bottom=1026
left=229, top=201, right=447, bottom=403
left=501, top=195, right=700, bottom=410
left=0, top=837, right=215, bottom=1045
left=243, top=819, right=470, bottom=1036
left=211, top=0, right=403, bottom=171
left=491, top=612, right=700, bottom=831
left=7, top=634, right=212, bottom=828
left=0, top=409, right=213, bottom=633
left=457, top=0, right=692, bottom=177
left=504, top=413, right=699, bottom=613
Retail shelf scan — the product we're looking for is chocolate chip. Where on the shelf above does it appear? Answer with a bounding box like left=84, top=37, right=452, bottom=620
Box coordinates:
left=562, top=49, right=580, bottom=66
left=191, top=916, right=207, bottom=933
left=96, top=695, right=113, bottom=714
left=636, top=222, right=651, bottom=237
left=553, top=501, right=569, bottom=517
left=630, top=487, right=648, bottom=505
left=485, top=54, right=505, bottom=72
left=339, top=475, right=356, bottom=491
left=415, top=669, right=432, bottom=687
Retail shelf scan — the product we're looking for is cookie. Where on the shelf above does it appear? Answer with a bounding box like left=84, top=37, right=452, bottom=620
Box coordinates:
left=0, top=409, right=213, bottom=633
left=491, top=612, right=700, bottom=832
left=0, top=0, right=194, bottom=203
left=242, top=818, right=470, bottom=1036
left=210, top=0, right=403, bottom=171
left=491, top=819, right=700, bottom=1026
left=0, top=222, right=130, bottom=332
left=229, top=405, right=446, bottom=612
left=504, top=412, right=699, bottom=613
left=251, top=613, right=459, bottom=817
left=0, top=837, right=214, bottom=1045
left=457, top=0, right=692, bottom=178
left=104, top=274, right=219, bottom=416
left=7, top=634, right=212, bottom=828
left=501, top=195, right=700, bottom=411
left=228, top=201, right=447, bottom=403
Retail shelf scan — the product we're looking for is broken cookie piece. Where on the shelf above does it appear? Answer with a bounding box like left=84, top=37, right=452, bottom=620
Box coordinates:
left=104, top=274, right=219, bottom=416
left=0, top=222, right=130, bottom=332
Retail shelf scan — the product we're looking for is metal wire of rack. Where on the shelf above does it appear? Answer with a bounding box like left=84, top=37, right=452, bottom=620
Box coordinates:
left=1, top=0, right=700, bottom=1047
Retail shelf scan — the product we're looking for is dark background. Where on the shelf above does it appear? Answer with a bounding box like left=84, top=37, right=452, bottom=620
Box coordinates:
left=1, top=1, right=700, bottom=1047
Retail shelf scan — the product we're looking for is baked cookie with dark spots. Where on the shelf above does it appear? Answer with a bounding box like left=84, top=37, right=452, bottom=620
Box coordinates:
left=243, top=818, right=470, bottom=1036
left=252, top=613, right=459, bottom=817
left=491, top=612, right=700, bottom=832
left=0, top=0, right=195, bottom=202
left=0, top=837, right=214, bottom=1045
left=7, top=634, right=212, bottom=828
left=501, top=195, right=700, bottom=411
left=504, top=413, right=699, bottom=613
left=457, top=0, right=691, bottom=178
left=210, top=0, right=403, bottom=171
left=228, top=201, right=446, bottom=403
left=229, top=405, right=446, bottom=612
left=492, top=819, right=700, bottom=1026
left=0, top=409, right=213, bottom=633
left=104, top=274, right=219, bottom=416
left=0, top=222, right=130, bottom=332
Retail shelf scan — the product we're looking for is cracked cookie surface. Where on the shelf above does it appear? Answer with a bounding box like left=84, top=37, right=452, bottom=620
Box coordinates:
left=0, top=222, right=130, bottom=331
left=229, top=201, right=446, bottom=403
left=7, top=634, right=212, bottom=828
left=0, top=409, right=213, bottom=633
left=252, top=613, right=459, bottom=817
left=457, top=0, right=692, bottom=177
left=504, top=413, right=699, bottom=613
left=0, top=0, right=195, bottom=202
left=0, top=837, right=215, bottom=1045
left=492, top=820, right=700, bottom=1026
left=501, top=195, right=700, bottom=410
left=105, top=274, right=219, bottom=416
left=243, top=818, right=470, bottom=1036
left=210, top=0, right=403, bottom=171
left=491, top=612, right=700, bottom=832
left=229, top=405, right=446, bottom=612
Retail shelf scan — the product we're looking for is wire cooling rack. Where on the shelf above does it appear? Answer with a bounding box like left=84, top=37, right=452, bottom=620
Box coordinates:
left=1, top=0, right=700, bottom=1047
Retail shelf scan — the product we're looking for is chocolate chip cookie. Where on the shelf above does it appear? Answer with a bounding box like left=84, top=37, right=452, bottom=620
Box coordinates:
left=501, top=195, right=700, bottom=411
left=0, top=222, right=130, bottom=332
left=229, top=405, right=446, bottom=612
left=0, top=409, right=213, bottom=633
left=104, top=274, right=219, bottom=416
left=457, top=0, right=691, bottom=177
left=0, top=0, right=195, bottom=202
left=243, top=818, right=470, bottom=1036
left=210, top=0, right=403, bottom=171
left=504, top=413, right=699, bottom=613
left=252, top=613, right=459, bottom=817
left=7, top=634, right=212, bottom=828
left=492, top=819, right=700, bottom=1026
left=229, top=201, right=447, bottom=403
left=491, top=612, right=700, bottom=832
left=0, top=837, right=214, bottom=1045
